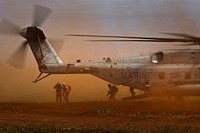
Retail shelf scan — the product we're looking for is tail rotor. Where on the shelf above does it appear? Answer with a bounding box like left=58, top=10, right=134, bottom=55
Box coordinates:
left=0, top=5, right=52, bottom=68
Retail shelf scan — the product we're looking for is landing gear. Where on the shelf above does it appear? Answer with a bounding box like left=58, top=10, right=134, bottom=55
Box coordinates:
left=32, top=73, right=51, bottom=83
left=144, top=87, right=150, bottom=95
left=144, top=81, right=150, bottom=94
left=122, top=86, right=150, bottom=100
left=122, top=92, right=149, bottom=100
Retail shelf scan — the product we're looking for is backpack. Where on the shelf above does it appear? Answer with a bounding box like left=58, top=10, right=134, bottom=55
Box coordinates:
left=112, top=86, right=118, bottom=93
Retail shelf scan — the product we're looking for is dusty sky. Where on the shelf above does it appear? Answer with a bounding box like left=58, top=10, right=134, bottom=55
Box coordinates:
left=0, top=0, right=200, bottom=102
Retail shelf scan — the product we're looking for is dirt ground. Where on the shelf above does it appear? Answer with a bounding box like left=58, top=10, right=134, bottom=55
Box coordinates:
left=0, top=98, right=200, bottom=132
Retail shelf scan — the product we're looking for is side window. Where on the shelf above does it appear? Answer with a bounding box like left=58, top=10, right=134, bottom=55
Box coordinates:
left=159, top=72, right=165, bottom=79
left=152, top=55, right=158, bottom=63
left=185, top=72, right=191, bottom=79
left=152, top=52, right=164, bottom=63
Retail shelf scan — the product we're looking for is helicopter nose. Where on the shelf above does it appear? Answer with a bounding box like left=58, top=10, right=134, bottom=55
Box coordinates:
left=19, top=28, right=27, bottom=38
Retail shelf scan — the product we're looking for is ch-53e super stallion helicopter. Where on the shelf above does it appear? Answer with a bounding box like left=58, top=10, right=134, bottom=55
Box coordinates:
left=1, top=5, right=200, bottom=100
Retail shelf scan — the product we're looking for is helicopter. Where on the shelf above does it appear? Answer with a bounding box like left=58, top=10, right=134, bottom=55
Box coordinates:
left=66, top=33, right=200, bottom=100
left=1, top=5, right=200, bottom=100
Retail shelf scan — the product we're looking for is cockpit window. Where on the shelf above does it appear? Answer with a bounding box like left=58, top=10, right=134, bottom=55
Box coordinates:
left=152, top=52, right=164, bottom=63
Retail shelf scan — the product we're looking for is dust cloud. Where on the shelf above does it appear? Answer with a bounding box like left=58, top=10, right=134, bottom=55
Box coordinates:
left=0, top=62, right=130, bottom=102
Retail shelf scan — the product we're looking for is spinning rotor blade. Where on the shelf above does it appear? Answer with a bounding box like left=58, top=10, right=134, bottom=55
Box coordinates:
left=67, top=33, right=200, bottom=46
left=6, top=41, right=28, bottom=69
left=162, top=33, right=199, bottom=39
left=66, top=34, right=137, bottom=39
left=177, top=43, right=199, bottom=46
left=33, top=5, right=52, bottom=27
left=0, top=19, right=21, bottom=35
left=88, top=38, right=193, bottom=42
left=66, top=34, right=195, bottom=40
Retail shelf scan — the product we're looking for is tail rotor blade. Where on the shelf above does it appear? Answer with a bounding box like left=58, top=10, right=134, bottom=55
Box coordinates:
left=33, top=5, right=52, bottom=27
left=0, top=19, right=21, bottom=35
left=6, top=41, right=28, bottom=69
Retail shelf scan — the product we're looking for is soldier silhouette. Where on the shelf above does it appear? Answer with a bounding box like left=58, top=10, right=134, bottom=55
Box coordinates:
left=107, top=84, right=118, bottom=101
left=54, top=82, right=63, bottom=103
left=130, top=87, right=136, bottom=96
left=62, top=83, right=71, bottom=102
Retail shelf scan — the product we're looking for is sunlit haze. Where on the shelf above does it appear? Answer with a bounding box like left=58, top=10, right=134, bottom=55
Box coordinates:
left=0, top=0, right=200, bottom=102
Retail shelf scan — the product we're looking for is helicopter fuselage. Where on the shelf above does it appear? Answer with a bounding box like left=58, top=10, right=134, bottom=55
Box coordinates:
left=39, top=48, right=200, bottom=96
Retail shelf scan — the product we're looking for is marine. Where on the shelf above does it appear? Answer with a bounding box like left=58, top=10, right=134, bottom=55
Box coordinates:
left=54, top=82, right=63, bottom=103
left=107, top=84, right=118, bottom=101
left=62, top=83, right=71, bottom=102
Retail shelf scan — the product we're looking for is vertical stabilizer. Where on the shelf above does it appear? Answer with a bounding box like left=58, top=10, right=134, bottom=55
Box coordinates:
left=28, top=38, right=63, bottom=66
left=20, top=26, right=63, bottom=69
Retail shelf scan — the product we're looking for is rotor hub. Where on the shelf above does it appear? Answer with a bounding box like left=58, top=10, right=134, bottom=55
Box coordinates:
left=20, top=26, right=46, bottom=41
left=19, top=28, right=27, bottom=38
